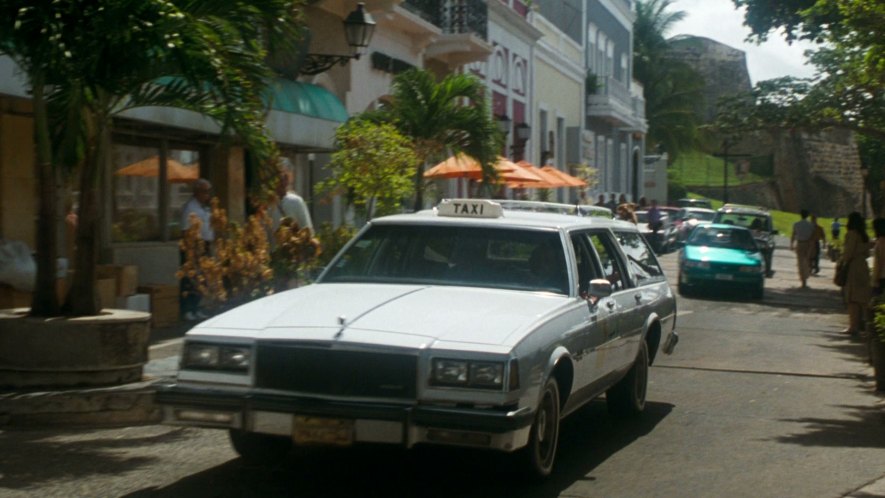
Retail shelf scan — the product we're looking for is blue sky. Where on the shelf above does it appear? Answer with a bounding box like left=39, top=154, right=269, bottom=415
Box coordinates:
left=668, top=0, right=818, bottom=84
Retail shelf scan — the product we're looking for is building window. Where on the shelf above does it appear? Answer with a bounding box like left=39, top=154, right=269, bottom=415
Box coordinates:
left=111, top=142, right=201, bottom=243
left=587, top=24, right=597, bottom=70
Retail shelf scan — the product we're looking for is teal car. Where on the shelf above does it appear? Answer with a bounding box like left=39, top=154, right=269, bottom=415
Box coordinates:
left=678, top=224, right=765, bottom=299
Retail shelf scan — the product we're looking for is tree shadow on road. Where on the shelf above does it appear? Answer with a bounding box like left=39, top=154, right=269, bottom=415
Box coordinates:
left=679, top=285, right=844, bottom=315
left=770, top=403, right=885, bottom=449
left=123, top=401, right=674, bottom=498
left=0, top=426, right=190, bottom=491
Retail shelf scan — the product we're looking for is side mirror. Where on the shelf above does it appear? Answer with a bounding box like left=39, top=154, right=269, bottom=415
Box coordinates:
left=588, top=278, right=613, bottom=300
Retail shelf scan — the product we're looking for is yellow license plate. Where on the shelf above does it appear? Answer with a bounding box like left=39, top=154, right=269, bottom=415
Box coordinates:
left=292, top=416, right=354, bottom=446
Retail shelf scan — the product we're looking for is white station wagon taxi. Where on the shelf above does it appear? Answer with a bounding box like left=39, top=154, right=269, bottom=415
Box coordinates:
left=157, top=199, right=678, bottom=478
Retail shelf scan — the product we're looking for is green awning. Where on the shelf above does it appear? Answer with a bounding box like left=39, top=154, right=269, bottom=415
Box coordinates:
left=266, top=79, right=349, bottom=123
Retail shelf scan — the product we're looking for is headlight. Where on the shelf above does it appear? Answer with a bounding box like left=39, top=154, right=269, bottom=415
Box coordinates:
left=183, top=343, right=251, bottom=372
left=431, top=358, right=507, bottom=389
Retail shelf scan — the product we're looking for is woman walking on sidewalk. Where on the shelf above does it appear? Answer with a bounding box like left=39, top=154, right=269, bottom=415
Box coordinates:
left=839, top=212, right=871, bottom=334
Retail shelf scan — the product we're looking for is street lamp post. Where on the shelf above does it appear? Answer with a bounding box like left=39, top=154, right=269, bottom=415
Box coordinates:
left=299, top=3, right=377, bottom=76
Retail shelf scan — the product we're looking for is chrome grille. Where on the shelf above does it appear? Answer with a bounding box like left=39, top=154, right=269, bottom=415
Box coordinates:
left=254, top=344, right=418, bottom=399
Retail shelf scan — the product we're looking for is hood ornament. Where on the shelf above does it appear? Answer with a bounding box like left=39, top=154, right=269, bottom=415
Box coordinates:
left=334, top=315, right=347, bottom=339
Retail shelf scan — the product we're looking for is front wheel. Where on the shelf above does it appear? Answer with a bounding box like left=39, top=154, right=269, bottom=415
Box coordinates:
left=606, top=340, right=649, bottom=417
left=229, top=429, right=292, bottom=465
left=520, top=377, right=561, bottom=479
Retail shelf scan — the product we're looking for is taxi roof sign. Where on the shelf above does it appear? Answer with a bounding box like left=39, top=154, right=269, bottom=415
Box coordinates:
left=437, top=199, right=504, bottom=218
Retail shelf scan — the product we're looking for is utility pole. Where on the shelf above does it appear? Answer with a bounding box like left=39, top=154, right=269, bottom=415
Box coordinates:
left=712, top=137, right=750, bottom=205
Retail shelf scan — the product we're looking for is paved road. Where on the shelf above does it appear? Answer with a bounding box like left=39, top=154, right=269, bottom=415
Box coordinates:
left=1, top=244, right=882, bottom=498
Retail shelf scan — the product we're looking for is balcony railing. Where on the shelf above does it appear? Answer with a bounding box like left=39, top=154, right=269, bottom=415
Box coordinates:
left=590, top=75, right=631, bottom=106
left=402, top=0, right=488, bottom=40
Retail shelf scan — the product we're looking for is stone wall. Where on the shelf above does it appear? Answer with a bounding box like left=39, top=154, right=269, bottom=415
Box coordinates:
left=667, top=35, right=866, bottom=217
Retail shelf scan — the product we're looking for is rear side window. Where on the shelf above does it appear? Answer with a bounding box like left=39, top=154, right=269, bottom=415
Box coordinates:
left=613, top=231, right=665, bottom=285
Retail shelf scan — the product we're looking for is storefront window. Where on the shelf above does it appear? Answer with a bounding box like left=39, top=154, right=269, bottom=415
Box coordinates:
left=111, top=143, right=200, bottom=242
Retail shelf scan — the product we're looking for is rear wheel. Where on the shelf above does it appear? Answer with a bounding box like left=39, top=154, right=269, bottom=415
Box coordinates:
left=229, top=429, right=292, bottom=465
left=520, top=377, right=560, bottom=479
left=607, top=341, right=649, bottom=417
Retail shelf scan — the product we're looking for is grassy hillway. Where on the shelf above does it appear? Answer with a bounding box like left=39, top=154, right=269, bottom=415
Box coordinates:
left=669, top=151, right=843, bottom=238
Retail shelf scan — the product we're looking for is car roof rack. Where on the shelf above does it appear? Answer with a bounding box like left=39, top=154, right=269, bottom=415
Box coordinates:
left=494, top=200, right=613, bottom=218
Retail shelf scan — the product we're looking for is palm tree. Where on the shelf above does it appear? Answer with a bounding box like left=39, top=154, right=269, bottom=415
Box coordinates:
left=368, top=69, right=502, bottom=210
left=0, top=0, right=303, bottom=316
left=634, top=0, right=704, bottom=161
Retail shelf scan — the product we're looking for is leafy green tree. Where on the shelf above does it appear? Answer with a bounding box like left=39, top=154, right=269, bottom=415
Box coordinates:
left=0, top=0, right=303, bottom=316
left=717, top=1, right=885, bottom=214
left=634, top=0, right=705, bottom=161
left=366, top=69, right=502, bottom=210
left=319, top=119, right=418, bottom=221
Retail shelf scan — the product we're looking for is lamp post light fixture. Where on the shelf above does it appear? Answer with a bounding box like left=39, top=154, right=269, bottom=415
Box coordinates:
left=514, top=122, right=532, bottom=142
left=496, top=114, right=512, bottom=136
left=299, top=3, right=377, bottom=76
left=510, top=122, right=531, bottom=161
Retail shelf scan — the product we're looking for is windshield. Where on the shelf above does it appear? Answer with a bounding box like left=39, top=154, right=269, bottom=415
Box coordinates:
left=687, top=226, right=758, bottom=251
left=686, top=210, right=716, bottom=222
left=713, top=212, right=771, bottom=232
left=321, top=224, right=570, bottom=294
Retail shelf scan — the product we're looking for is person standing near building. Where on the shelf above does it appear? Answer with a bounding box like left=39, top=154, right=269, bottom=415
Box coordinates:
left=790, top=209, right=815, bottom=288
left=270, top=169, right=313, bottom=234
left=180, top=178, right=214, bottom=321
left=838, top=212, right=871, bottom=334
left=871, top=218, right=885, bottom=296
left=605, top=193, right=618, bottom=212
left=809, top=214, right=826, bottom=275
left=647, top=199, right=662, bottom=234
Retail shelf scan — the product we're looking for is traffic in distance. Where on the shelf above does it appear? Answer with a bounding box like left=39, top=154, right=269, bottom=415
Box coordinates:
left=156, top=199, right=678, bottom=479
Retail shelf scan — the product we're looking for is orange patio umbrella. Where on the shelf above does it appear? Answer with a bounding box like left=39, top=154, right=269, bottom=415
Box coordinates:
left=507, top=161, right=570, bottom=189
left=115, top=156, right=199, bottom=183
left=540, top=165, right=587, bottom=187
left=424, top=154, right=520, bottom=180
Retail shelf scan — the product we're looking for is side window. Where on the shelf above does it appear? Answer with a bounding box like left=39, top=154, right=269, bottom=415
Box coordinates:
left=570, top=232, right=604, bottom=296
left=588, top=232, right=629, bottom=291
left=614, top=231, right=665, bottom=284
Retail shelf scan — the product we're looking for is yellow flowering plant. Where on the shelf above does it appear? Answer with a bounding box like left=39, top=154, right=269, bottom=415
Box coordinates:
left=177, top=198, right=276, bottom=313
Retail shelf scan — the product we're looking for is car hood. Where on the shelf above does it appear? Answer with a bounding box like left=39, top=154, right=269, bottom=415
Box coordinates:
left=683, top=245, right=762, bottom=265
left=191, top=283, right=570, bottom=349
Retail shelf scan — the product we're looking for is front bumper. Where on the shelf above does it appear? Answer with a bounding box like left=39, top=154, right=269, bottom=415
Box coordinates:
left=156, top=383, right=535, bottom=452
left=680, top=267, right=764, bottom=287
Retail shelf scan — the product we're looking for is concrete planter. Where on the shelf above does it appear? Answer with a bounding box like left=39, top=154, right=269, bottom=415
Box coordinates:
left=0, top=308, right=151, bottom=389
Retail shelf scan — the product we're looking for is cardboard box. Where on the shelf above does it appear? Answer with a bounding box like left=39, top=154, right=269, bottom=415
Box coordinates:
left=97, top=264, right=139, bottom=297
left=0, top=285, right=31, bottom=309
left=138, top=284, right=180, bottom=328
left=96, top=278, right=117, bottom=310
left=115, top=293, right=150, bottom=313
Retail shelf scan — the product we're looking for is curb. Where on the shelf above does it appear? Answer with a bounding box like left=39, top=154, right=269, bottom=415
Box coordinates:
left=0, top=378, right=164, bottom=429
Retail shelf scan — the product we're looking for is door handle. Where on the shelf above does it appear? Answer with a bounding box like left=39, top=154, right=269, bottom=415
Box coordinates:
left=634, top=293, right=642, bottom=303
left=606, top=300, right=616, bottom=310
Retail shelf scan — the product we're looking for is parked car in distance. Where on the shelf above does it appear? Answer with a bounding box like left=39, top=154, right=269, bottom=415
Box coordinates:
left=676, top=198, right=713, bottom=209
left=712, top=204, right=777, bottom=277
left=673, top=207, right=717, bottom=244
left=156, top=199, right=678, bottom=479
left=635, top=209, right=671, bottom=254
left=678, top=223, right=765, bottom=299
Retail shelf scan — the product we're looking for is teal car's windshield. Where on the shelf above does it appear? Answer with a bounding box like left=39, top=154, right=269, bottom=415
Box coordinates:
left=687, top=226, right=758, bottom=251
left=321, top=224, right=570, bottom=294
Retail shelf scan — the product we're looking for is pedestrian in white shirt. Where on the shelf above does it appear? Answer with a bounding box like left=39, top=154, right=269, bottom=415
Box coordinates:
left=270, top=170, right=313, bottom=234
left=179, top=178, right=214, bottom=321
